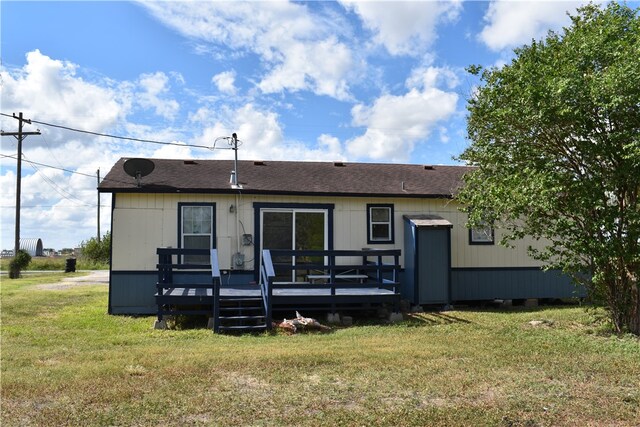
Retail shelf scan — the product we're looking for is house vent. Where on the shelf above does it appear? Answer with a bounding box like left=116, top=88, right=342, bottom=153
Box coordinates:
left=423, top=165, right=435, bottom=170
left=184, top=160, right=197, bottom=165
left=254, top=161, right=265, bottom=166
left=334, top=161, right=346, bottom=167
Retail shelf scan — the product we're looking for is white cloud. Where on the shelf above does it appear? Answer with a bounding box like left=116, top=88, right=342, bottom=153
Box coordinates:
left=346, top=67, right=459, bottom=162
left=191, top=104, right=344, bottom=162
left=479, top=0, right=586, bottom=51
left=137, top=72, right=180, bottom=120
left=140, top=1, right=356, bottom=100
left=212, top=70, right=237, bottom=95
left=340, top=0, right=462, bottom=55
left=0, top=50, right=123, bottom=133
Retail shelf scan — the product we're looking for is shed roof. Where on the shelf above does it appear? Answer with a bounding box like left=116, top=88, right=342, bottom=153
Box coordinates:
left=404, top=214, right=453, bottom=228
left=99, top=158, right=472, bottom=199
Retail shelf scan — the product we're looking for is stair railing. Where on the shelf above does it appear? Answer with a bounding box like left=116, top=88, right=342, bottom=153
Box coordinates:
left=210, top=249, right=222, bottom=332
left=260, top=250, right=275, bottom=330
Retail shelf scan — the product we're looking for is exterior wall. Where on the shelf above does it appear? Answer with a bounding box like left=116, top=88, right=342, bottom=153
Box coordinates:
left=111, top=192, right=545, bottom=272
left=110, top=192, right=577, bottom=313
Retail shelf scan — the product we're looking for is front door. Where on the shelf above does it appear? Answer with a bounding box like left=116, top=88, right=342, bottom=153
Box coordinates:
left=261, top=209, right=327, bottom=281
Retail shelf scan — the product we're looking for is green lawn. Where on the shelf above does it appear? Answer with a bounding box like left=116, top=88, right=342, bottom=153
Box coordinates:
left=1, top=273, right=639, bottom=426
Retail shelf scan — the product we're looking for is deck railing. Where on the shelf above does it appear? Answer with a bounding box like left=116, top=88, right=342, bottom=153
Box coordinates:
left=259, top=249, right=401, bottom=312
left=155, top=248, right=221, bottom=328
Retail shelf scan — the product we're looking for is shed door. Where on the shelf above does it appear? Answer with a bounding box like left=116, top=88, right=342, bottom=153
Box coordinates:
left=417, top=227, right=450, bottom=304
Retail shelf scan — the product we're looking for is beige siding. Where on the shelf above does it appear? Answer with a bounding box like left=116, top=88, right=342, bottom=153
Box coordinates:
left=111, top=193, right=543, bottom=271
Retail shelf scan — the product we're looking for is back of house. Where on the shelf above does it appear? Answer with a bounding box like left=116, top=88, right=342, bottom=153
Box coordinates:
left=99, top=158, right=581, bottom=314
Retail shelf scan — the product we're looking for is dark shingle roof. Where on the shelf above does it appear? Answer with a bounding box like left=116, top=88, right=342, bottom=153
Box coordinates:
left=99, top=158, right=472, bottom=198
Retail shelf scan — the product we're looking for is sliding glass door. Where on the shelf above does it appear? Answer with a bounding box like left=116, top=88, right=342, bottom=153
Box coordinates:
left=261, top=209, right=327, bottom=281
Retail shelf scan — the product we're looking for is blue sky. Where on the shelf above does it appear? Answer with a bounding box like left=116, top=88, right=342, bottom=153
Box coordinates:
left=1, top=0, right=627, bottom=250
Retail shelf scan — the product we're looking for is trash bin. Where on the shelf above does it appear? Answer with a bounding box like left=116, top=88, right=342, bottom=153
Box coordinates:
left=65, top=258, right=76, bottom=273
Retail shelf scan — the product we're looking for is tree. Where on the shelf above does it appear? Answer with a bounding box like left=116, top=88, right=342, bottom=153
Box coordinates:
left=80, top=231, right=111, bottom=264
left=458, top=3, right=640, bottom=334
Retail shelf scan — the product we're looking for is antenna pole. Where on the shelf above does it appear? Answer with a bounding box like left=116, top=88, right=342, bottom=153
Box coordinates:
left=232, top=133, right=239, bottom=187
left=1, top=112, right=41, bottom=257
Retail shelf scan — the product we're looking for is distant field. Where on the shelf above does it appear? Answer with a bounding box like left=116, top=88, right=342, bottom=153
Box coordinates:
left=0, top=256, right=108, bottom=271
left=1, top=273, right=639, bottom=426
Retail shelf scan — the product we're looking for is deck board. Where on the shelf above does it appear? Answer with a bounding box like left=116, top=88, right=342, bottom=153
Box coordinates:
left=158, top=286, right=396, bottom=298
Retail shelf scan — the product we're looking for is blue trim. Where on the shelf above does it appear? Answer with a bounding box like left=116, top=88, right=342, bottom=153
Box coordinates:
left=452, top=266, right=546, bottom=272
left=108, top=193, right=115, bottom=314
left=366, top=203, right=395, bottom=244
left=252, top=202, right=335, bottom=280
left=446, top=227, right=452, bottom=305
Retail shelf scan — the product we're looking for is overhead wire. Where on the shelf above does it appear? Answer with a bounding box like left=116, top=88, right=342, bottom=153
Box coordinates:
left=1, top=112, right=212, bottom=150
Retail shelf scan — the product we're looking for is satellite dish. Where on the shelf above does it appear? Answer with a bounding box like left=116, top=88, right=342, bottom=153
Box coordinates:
left=123, top=158, right=155, bottom=187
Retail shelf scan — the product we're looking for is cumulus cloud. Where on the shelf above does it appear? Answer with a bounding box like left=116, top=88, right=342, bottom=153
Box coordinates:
left=212, top=70, right=237, bottom=95
left=340, top=0, right=462, bottom=55
left=479, top=0, right=586, bottom=51
left=140, top=1, right=356, bottom=100
left=191, top=104, right=344, bottom=162
left=345, top=67, right=459, bottom=162
left=137, top=72, right=180, bottom=120
left=0, top=50, right=123, bottom=134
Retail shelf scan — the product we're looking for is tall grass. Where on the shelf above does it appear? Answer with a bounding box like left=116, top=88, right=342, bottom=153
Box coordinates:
left=1, top=273, right=639, bottom=426
left=0, top=257, right=108, bottom=271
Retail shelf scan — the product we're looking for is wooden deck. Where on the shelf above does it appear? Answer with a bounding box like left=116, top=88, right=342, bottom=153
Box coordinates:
left=155, top=248, right=402, bottom=332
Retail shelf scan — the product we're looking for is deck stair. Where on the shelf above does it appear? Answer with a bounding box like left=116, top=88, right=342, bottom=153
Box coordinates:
left=217, top=296, right=268, bottom=332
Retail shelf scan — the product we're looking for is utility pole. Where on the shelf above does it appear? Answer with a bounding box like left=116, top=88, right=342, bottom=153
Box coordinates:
left=1, top=113, right=41, bottom=257
left=97, top=168, right=101, bottom=242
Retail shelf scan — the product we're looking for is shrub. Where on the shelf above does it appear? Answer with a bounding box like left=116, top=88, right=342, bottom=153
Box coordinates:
left=80, top=232, right=111, bottom=264
left=9, top=250, right=32, bottom=279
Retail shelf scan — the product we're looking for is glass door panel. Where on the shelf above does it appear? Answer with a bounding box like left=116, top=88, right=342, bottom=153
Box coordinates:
left=294, top=212, right=326, bottom=280
left=262, top=211, right=293, bottom=281
left=261, top=209, right=327, bottom=282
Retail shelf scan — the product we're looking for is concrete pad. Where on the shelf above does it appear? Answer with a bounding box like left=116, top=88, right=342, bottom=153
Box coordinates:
left=326, top=313, right=341, bottom=324
left=153, top=319, right=167, bottom=330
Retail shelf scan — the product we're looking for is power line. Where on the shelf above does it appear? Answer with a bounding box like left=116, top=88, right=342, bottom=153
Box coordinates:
left=1, top=112, right=211, bottom=150
left=0, top=154, right=131, bottom=185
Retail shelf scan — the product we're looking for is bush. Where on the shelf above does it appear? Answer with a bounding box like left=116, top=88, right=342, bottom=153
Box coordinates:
left=80, top=232, right=111, bottom=264
left=9, top=250, right=32, bottom=279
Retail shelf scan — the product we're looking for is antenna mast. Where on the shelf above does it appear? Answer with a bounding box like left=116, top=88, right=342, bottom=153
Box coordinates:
left=230, top=132, right=242, bottom=189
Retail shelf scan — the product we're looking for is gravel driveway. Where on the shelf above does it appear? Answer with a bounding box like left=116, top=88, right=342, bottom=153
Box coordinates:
left=33, top=270, right=109, bottom=290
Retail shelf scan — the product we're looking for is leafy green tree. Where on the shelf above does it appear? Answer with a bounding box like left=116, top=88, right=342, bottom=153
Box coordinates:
left=80, top=231, right=111, bottom=264
left=458, top=3, right=640, bottom=334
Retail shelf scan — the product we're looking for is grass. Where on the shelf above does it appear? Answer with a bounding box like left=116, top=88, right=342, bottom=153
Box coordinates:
left=1, top=273, right=639, bottom=426
left=0, top=257, right=109, bottom=271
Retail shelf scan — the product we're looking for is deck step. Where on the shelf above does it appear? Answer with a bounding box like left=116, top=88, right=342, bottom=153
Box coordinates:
left=220, top=307, right=263, bottom=312
left=219, top=315, right=265, bottom=321
left=218, top=324, right=267, bottom=332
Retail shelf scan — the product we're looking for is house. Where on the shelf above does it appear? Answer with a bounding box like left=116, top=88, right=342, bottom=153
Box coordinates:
left=98, top=158, right=582, bottom=315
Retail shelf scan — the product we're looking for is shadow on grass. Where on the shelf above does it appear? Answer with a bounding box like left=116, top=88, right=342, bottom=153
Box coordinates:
left=404, top=311, right=474, bottom=326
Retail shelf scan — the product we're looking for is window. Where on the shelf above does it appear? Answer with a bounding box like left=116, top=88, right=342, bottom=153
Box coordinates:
left=367, top=204, right=394, bottom=244
left=469, top=223, right=494, bottom=245
left=179, top=203, right=215, bottom=263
